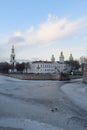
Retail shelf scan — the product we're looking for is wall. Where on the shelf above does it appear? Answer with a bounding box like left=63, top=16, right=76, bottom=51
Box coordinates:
left=6, top=73, right=70, bottom=80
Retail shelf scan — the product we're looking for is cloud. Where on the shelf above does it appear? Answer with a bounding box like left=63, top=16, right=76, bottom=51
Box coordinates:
left=9, top=32, right=25, bottom=44
left=8, top=14, right=84, bottom=46
left=9, top=36, right=25, bottom=44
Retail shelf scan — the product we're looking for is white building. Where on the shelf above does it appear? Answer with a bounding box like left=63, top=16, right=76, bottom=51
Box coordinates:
left=24, top=53, right=68, bottom=74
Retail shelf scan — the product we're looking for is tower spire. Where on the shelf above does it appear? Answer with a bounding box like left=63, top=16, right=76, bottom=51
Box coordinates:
left=10, top=44, right=16, bottom=72
left=69, top=54, right=73, bottom=61
left=11, top=44, right=15, bottom=55
left=59, top=51, right=64, bottom=63
left=51, top=54, right=55, bottom=62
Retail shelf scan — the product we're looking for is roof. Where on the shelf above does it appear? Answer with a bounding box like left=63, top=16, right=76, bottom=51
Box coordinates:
left=32, top=60, right=53, bottom=64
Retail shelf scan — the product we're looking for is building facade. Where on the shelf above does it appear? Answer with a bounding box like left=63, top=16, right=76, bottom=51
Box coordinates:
left=24, top=61, right=67, bottom=74
left=24, top=53, right=68, bottom=74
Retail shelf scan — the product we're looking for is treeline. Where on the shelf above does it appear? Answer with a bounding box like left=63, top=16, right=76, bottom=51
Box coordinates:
left=65, top=60, right=81, bottom=70
left=0, top=62, right=10, bottom=73
left=0, top=62, right=27, bottom=73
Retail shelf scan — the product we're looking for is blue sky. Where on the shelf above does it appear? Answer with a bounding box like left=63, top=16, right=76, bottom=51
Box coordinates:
left=0, top=0, right=87, bottom=61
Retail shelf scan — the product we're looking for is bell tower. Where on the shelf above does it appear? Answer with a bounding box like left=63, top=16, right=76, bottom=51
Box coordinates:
left=59, top=52, right=64, bottom=63
left=69, top=54, right=73, bottom=61
left=10, top=45, right=16, bottom=72
left=51, top=54, right=55, bottom=62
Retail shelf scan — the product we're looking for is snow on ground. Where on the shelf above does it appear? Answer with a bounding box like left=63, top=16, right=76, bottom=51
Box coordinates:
left=61, top=80, right=87, bottom=111
left=0, top=118, right=63, bottom=130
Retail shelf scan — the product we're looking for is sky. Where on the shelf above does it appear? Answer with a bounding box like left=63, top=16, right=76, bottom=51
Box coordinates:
left=0, top=0, right=87, bottom=62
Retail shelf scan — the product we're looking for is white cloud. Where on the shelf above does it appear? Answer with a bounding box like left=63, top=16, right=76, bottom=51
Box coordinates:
left=1, top=14, right=86, bottom=61
left=8, top=14, right=83, bottom=46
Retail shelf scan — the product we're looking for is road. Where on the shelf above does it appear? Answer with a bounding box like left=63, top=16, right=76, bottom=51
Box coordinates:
left=0, top=75, right=87, bottom=130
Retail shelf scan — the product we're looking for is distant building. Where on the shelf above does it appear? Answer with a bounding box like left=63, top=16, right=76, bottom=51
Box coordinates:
left=24, top=60, right=68, bottom=74
left=23, top=52, right=70, bottom=74
left=80, top=56, right=87, bottom=64
left=79, top=56, right=87, bottom=72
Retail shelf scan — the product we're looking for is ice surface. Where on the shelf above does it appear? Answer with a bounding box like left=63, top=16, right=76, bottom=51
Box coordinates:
left=0, top=75, right=87, bottom=130
left=61, top=81, right=87, bottom=111
left=0, top=118, right=63, bottom=130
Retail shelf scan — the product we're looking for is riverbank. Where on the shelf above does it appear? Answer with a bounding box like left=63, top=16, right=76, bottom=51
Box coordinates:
left=0, top=73, right=70, bottom=80
left=0, top=73, right=83, bottom=80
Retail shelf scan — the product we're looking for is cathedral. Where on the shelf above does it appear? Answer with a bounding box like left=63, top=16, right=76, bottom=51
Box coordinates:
left=24, top=52, right=69, bottom=74
left=9, top=45, right=72, bottom=74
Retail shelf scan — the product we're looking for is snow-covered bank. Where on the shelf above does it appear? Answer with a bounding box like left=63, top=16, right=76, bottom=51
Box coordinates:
left=61, top=80, right=87, bottom=111
left=0, top=118, right=63, bottom=130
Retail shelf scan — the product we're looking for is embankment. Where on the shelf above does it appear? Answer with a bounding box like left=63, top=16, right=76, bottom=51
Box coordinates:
left=1, top=73, right=70, bottom=80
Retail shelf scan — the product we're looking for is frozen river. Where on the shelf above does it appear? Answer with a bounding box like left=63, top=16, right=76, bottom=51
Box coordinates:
left=0, top=75, right=87, bottom=130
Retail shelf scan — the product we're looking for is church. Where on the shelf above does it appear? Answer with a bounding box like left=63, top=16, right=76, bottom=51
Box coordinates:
left=24, top=52, right=70, bottom=74
left=9, top=45, right=72, bottom=74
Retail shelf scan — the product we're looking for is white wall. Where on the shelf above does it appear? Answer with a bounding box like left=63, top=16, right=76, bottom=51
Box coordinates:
left=24, top=62, right=67, bottom=74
